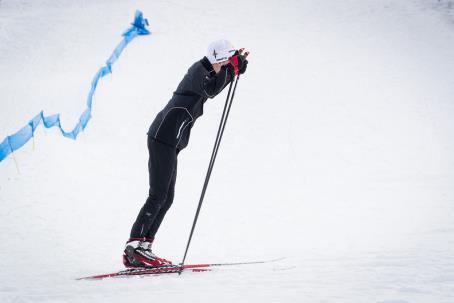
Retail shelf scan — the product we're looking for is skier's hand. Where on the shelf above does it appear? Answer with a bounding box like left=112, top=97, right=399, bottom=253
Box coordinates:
left=229, top=48, right=249, bottom=76
left=238, top=48, right=249, bottom=75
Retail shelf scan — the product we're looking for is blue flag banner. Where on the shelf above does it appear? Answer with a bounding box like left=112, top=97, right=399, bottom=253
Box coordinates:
left=0, top=10, right=150, bottom=163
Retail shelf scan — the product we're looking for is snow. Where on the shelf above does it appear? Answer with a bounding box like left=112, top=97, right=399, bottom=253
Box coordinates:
left=1, top=0, right=454, bottom=302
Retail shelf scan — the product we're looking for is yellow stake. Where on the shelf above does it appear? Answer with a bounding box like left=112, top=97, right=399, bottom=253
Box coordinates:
left=11, top=152, right=20, bottom=175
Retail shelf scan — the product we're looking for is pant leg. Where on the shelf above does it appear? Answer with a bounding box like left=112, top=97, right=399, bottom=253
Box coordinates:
left=130, top=137, right=177, bottom=239
left=147, top=160, right=177, bottom=238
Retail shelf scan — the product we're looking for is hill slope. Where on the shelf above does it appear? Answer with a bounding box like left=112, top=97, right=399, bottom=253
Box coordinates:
left=1, top=0, right=454, bottom=302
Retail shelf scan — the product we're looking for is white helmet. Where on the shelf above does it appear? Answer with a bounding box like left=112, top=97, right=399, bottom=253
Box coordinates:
left=207, top=39, right=236, bottom=64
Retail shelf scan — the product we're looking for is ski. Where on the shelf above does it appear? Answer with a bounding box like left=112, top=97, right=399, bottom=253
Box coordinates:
left=77, top=257, right=284, bottom=280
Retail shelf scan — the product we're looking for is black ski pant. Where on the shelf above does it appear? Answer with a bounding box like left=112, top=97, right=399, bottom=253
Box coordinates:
left=130, top=136, right=177, bottom=240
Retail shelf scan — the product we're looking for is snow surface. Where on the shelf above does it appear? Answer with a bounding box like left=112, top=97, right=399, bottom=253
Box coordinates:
left=1, top=0, right=454, bottom=302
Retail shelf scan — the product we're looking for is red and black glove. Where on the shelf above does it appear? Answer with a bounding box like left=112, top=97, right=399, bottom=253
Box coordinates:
left=229, top=49, right=249, bottom=76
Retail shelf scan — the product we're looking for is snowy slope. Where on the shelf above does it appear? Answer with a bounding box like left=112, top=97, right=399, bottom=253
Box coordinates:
left=1, top=0, right=454, bottom=302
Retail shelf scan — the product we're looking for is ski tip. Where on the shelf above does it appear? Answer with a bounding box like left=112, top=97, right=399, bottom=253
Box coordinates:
left=268, top=257, right=286, bottom=263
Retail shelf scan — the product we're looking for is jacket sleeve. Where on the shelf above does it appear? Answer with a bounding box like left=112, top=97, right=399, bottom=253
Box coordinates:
left=201, top=65, right=235, bottom=98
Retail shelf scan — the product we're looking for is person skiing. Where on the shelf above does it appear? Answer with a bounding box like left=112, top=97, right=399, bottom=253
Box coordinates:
left=123, top=40, right=248, bottom=268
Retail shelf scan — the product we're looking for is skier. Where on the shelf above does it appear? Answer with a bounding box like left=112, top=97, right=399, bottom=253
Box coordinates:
left=123, top=40, right=248, bottom=268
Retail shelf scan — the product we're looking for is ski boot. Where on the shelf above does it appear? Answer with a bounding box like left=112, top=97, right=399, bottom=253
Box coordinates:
left=123, top=238, right=172, bottom=268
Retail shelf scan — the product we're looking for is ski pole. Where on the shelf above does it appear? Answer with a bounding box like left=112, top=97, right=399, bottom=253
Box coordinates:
left=179, top=75, right=241, bottom=272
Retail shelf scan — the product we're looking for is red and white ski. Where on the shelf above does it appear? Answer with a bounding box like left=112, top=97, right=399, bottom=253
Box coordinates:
left=77, top=258, right=284, bottom=280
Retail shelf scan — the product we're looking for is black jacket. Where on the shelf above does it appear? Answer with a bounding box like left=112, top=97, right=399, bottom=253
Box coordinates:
left=148, top=57, right=234, bottom=151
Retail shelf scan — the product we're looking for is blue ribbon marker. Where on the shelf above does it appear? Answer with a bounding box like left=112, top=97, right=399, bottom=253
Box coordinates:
left=0, top=10, right=150, bottom=163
